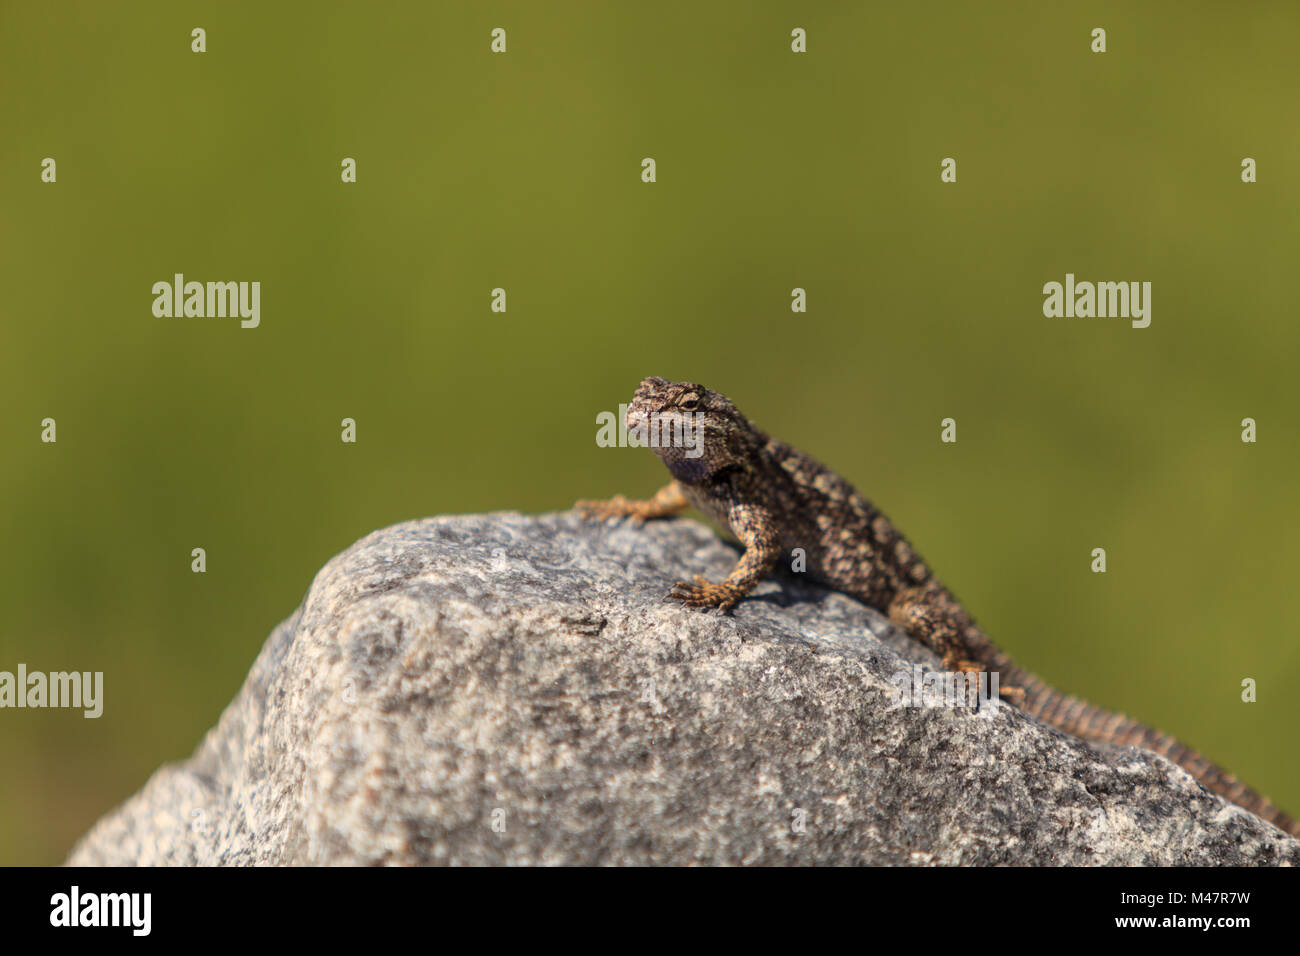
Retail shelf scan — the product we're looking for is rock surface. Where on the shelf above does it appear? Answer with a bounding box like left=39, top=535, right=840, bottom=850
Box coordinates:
left=66, top=513, right=1300, bottom=865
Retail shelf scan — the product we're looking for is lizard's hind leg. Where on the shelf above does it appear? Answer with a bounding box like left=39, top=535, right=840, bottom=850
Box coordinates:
left=888, top=586, right=1024, bottom=705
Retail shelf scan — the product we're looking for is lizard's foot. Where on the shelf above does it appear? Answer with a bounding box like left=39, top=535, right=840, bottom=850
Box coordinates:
left=940, top=654, right=1023, bottom=708
left=573, top=495, right=648, bottom=527
left=942, top=656, right=984, bottom=710
left=942, top=655, right=983, bottom=674
left=996, top=683, right=1026, bottom=707
left=667, top=574, right=744, bottom=612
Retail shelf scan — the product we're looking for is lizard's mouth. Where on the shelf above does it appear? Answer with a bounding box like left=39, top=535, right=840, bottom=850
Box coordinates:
left=627, top=403, right=709, bottom=477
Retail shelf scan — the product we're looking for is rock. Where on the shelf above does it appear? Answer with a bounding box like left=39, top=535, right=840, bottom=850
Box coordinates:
left=66, top=513, right=1300, bottom=865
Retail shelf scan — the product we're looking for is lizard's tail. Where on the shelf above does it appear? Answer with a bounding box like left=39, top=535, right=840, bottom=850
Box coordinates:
left=990, top=653, right=1300, bottom=839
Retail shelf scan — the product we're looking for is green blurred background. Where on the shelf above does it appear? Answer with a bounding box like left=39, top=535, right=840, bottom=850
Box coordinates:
left=2, top=2, right=1298, bottom=864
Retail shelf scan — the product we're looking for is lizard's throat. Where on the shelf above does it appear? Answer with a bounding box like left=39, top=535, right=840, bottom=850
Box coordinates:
left=658, top=449, right=713, bottom=484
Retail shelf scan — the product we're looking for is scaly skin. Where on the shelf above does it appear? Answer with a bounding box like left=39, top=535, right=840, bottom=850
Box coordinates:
left=575, top=375, right=1299, bottom=837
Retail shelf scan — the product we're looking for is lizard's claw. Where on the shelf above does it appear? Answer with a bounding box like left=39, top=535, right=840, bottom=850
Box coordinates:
left=668, top=574, right=742, bottom=612
left=573, top=495, right=646, bottom=527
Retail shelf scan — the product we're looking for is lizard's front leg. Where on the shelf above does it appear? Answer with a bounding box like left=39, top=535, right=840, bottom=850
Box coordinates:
left=574, top=481, right=688, bottom=526
left=668, top=502, right=780, bottom=612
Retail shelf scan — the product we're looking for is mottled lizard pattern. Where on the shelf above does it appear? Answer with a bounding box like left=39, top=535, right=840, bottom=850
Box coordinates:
left=575, top=376, right=1298, bottom=837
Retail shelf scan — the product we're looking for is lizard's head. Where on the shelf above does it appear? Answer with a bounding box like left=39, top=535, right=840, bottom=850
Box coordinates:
left=627, top=376, right=763, bottom=484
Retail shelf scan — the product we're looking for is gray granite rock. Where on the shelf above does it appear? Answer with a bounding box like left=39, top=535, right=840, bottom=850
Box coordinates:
left=66, top=512, right=1300, bottom=865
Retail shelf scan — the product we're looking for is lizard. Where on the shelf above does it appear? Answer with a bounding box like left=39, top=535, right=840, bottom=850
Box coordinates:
left=574, top=375, right=1300, bottom=838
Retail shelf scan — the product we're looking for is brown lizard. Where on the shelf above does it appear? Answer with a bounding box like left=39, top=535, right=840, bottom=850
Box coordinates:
left=575, top=375, right=1299, bottom=837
